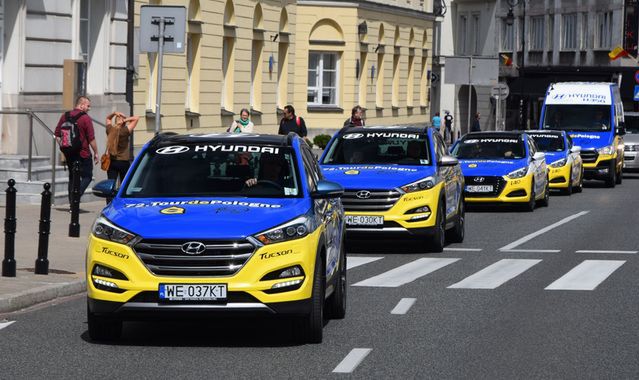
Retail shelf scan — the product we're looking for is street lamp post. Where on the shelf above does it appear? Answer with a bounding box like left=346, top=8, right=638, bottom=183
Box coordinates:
left=505, top=0, right=526, bottom=130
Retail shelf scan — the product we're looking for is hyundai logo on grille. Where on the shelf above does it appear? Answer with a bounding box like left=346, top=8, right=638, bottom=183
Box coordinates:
left=356, top=190, right=372, bottom=199
left=181, top=241, right=206, bottom=255
left=474, top=177, right=485, bottom=183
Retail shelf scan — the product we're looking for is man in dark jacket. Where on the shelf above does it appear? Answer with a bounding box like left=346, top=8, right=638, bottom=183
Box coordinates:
left=471, top=112, right=481, bottom=132
left=278, top=105, right=307, bottom=137
left=344, top=105, right=365, bottom=127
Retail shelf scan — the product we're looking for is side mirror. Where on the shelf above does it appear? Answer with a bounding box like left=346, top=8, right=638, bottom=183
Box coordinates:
left=92, top=179, right=117, bottom=198
left=570, top=145, right=581, bottom=154
left=533, top=152, right=546, bottom=161
left=439, top=155, right=459, bottom=167
left=311, top=180, right=344, bottom=199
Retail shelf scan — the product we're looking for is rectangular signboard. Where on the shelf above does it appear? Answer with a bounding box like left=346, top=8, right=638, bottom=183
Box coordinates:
left=139, top=5, right=186, bottom=54
left=443, top=56, right=499, bottom=86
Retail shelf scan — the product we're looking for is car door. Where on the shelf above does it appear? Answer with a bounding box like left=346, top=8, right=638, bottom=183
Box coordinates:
left=434, top=132, right=458, bottom=219
left=566, top=134, right=582, bottom=184
left=528, top=137, right=546, bottom=195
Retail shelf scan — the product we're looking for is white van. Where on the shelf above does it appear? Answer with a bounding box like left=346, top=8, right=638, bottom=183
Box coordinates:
left=539, top=82, right=625, bottom=187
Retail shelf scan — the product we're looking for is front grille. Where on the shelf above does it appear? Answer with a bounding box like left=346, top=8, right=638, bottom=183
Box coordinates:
left=580, top=149, right=598, bottom=163
left=342, top=189, right=401, bottom=211
left=624, top=155, right=635, bottom=161
left=463, top=176, right=507, bottom=198
left=133, top=239, right=255, bottom=277
left=624, top=144, right=638, bottom=152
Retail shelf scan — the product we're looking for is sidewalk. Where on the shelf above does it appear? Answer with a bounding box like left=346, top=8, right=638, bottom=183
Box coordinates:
left=0, top=200, right=105, bottom=313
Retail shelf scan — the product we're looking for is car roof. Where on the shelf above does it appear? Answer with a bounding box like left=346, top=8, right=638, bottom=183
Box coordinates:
left=339, top=125, right=429, bottom=134
left=150, top=132, right=296, bottom=148
left=464, top=131, right=525, bottom=139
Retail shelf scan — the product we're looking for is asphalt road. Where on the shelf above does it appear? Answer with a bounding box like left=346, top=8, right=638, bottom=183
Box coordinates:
left=2, top=173, right=639, bottom=379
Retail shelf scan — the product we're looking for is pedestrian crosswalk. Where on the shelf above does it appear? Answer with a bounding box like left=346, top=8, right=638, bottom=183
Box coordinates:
left=347, top=256, right=626, bottom=291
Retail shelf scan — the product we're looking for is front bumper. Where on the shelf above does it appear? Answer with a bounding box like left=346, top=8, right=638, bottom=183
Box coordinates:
left=583, top=154, right=616, bottom=179
left=623, top=150, right=639, bottom=170
left=86, top=229, right=322, bottom=317
left=548, top=164, right=571, bottom=189
left=465, top=173, right=533, bottom=203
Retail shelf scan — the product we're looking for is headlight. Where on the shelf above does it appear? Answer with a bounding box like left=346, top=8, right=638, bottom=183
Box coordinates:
left=401, top=176, right=436, bottom=193
left=597, top=145, right=615, bottom=155
left=254, top=215, right=315, bottom=245
left=92, top=216, right=140, bottom=246
left=549, top=158, right=567, bottom=168
left=506, top=167, right=528, bottom=179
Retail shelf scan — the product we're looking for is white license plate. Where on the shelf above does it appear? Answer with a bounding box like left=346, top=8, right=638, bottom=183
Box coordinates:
left=346, top=215, right=384, bottom=226
left=159, top=284, right=227, bottom=301
left=465, top=185, right=494, bottom=193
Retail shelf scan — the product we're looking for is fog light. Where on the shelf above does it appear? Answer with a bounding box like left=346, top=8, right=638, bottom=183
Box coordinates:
left=279, top=266, right=302, bottom=278
left=409, top=214, right=430, bottom=221
left=92, top=264, right=128, bottom=280
left=271, top=279, right=303, bottom=289
left=92, top=276, right=119, bottom=289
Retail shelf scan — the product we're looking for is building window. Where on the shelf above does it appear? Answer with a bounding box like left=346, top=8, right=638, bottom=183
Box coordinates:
left=307, top=52, right=339, bottom=106
left=502, top=20, right=514, bottom=52
left=596, top=11, right=613, bottom=49
left=530, top=16, right=545, bottom=51
left=458, top=15, right=467, bottom=54
left=472, top=14, right=481, bottom=55
left=562, top=13, right=578, bottom=50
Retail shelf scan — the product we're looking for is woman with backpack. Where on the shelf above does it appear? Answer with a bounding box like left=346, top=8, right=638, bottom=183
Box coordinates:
left=105, top=111, right=139, bottom=202
left=227, top=108, right=254, bottom=133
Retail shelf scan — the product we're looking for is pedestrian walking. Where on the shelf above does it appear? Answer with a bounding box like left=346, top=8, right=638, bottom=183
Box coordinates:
left=105, top=111, right=139, bottom=203
left=432, top=112, right=441, bottom=131
left=471, top=112, right=481, bottom=132
left=278, top=105, right=307, bottom=137
left=444, top=111, right=454, bottom=144
left=228, top=108, right=254, bottom=133
left=54, top=96, right=99, bottom=204
left=344, top=105, right=365, bottom=127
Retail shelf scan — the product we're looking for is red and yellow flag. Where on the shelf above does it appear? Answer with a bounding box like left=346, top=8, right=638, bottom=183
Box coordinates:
left=608, top=46, right=629, bottom=60
left=500, top=54, right=513, bottom=66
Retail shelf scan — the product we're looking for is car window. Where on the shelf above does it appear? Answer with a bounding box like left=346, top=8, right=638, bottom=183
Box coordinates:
left=451, top=136, right=525, bottom=159
left=322, top=132, right=431, bottom=165
left=529, top=134, right=565, bottom=152
left=300, top=148, right=318, bottom=192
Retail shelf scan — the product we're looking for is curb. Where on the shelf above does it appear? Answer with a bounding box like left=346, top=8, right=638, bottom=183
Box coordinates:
left=0, top=279, right=86, bottom=313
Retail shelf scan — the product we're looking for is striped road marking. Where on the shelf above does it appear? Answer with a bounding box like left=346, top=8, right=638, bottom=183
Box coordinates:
left=352, top=258, right=460, bottom=287
left=501, top=249, right=561, bottom=253
left=545, top=260, right=626, bottom=291
left=0, top=321, right=15, bottom=331
left=499, top=211, right=589, bottom=251
left=332, top=348, right=372, bottom=373
left=390, top=298, right=417, bottom=315
left=448, top=259, right=542, bottom=289
left=347, top=256, right=384, bottom=270
left=576, top=250, right=638, bottom=254
left=444, top=247, right=483, bottom=252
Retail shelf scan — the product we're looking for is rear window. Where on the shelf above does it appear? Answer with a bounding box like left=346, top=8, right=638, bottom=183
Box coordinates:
left=322, top=132, right=431, bottom=166
left=122, top=143, right=301, bottom=198
left=452, top=136, right=525, bottom=159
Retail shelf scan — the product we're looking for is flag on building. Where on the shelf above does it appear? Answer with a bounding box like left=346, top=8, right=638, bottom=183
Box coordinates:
left=608, top=46, right=629, bottom=60
left=500, top=54, right=512, bottom=66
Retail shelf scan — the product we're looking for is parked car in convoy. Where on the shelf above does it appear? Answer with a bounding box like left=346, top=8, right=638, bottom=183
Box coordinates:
left=539, top=82, right=625, bottom=187
left=319, top=126, right=465, bottom=252
left=622, top=111, right=639, bottom=172
left=450, top=131, right=549, bottom=211
left=87, top=132, right=345, bottom=343
left=527, top=130, right=584, bottom=195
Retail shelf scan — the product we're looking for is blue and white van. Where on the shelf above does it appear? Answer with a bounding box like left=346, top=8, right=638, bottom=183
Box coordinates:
left=539, top=82, right=625, bottom=187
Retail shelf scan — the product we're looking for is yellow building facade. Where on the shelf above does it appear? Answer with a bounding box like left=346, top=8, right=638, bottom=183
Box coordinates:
left=133, top=0, right=435, bottom=143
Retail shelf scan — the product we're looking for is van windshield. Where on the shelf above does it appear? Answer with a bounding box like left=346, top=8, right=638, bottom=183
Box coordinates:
left=542, top=105, right=612, bottom=132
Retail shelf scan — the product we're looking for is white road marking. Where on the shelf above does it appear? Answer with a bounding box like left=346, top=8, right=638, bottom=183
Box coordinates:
left=498, top=211, right=589, bottom=251
left=576, top=250, right=637, bottom=254
left=390, top=298, right=417, bottom=315
left=448, top=259, right=542, bottom=289
left=353, top=258, right=460, bottom=287
left=545, top=260, right=625, bottom=291
left=501, top=249, right=561, bottom=253
left=332, top=348, right=372, bottom=373
left=0, top=321, right=15, bottom=331
left=347, top=256, right=384, bottom=270
left=444, top=247, right=483, bottom=252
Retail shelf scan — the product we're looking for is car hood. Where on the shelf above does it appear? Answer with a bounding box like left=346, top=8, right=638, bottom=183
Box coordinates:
left=623, top=132, right=639, bottom=144
left=566, top=132, right=613, bottom=150
left=102, top=197, right=310, bottom=239
left=459, top=159, right=527, bottom=177
left=543, top=151, right=566, bottom=164
left=320, top=164, right=436, bottom=189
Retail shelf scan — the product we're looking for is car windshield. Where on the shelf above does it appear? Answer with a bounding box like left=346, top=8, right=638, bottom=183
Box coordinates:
left=122, top=143, right=301, bottom=198
left=529, top=134, right=565, bottom=152
left=322, top=131, right=431, bottom=165
left=542, top=104, right=612, bottom=132
left=625, top=116, right=639, bottom=134
left=452, top=136, right=525, bottom=159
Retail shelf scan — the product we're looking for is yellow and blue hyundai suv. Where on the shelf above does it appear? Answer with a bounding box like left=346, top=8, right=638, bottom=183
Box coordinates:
left=528, top=130, right=583, bottom=195
left=87, top=132, right=345, bottom=343
left=451, top=131, right=549, bottom=211
left=319, top=126, right=464, bottom=252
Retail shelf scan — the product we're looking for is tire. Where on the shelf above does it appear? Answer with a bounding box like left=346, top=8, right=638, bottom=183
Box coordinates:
left=616, top=162, right=623, bottom=185
left=563, top=168, right=573, bottom=195
left=325, top=239, right=346, bottom=320
left=574, top=168, right=584, bottom=193
left=294, top=253, right=324, bottom=344
left=87, top=303, right=122, bottom=342
left=523, top=181, right=535, bottom=212
left=537, top=178, right=550, bottom=207
left=429, top=200, right=446, bottom=253
left=447, top=197, right=465, bottom=243
left=605, top=161, right=616, bottom=188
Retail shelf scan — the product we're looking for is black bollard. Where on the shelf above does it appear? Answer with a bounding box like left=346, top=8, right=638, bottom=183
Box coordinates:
left=2, top=179, right=17, bottom=277
left=69, top=161, right=81, bottom=237
left=35, top=183, right=52, bottom=275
